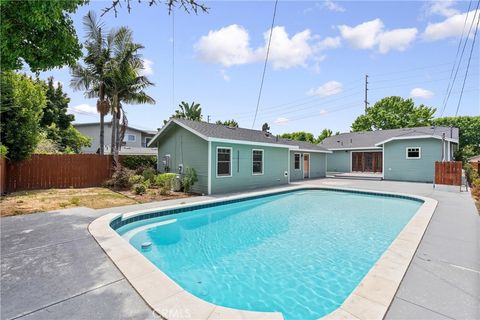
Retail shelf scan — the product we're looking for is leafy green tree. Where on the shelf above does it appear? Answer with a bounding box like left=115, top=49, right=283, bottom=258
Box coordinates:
left=317, top=129, right=333, bottom=143
left=262, top=123, right=270, bottom=132
left=433, top=116, right=480, bottom=160
left=351, top=96, right=436, bottom=132
left=0, top=72, right=46, bottom=162
left=174, top=101, right=202, bottom=121
left=71, top=11, right=114, bottom=155
left=216, top=119, right=239, bottom=127
left=0, top=0, right=86, bottom=72
left=280, top=132, right=316, bottom=143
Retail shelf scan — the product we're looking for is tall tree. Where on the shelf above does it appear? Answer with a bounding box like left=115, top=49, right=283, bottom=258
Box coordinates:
left=433, top=116, right=480, bottom=160
left=173, top=101, right=202, bottom=121
left=317, top=129, right=333, bottom=143
left=71, top=11, right=113, bottom=155
left=216, top=119, right=239, bottom=128
left=351, top=96, right=436, bottom=132
left=103, top=27, right=155, bottom=165
left=1, top=0, right=86, bottom=72
left=262, top=123, right=270, bottom=132
left=0, top=72, right=46, bottom=162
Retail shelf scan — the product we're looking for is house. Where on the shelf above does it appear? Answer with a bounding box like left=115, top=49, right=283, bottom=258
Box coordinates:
left=74, top=122, right=157, bottom=155
left=148, top=118, right=331, bottom=195
left=320, top=126, right=459, bottom=182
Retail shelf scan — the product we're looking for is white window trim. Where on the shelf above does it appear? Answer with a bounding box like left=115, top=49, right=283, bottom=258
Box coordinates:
left=252, top=149, right=264, bottom=176
left=216, top=146, right=232, bottom=178
left=294, top=153, right=301, bottom=171
left=406, top=147, right=421, bottom=159
left=124, top=134, right=136, bottom=142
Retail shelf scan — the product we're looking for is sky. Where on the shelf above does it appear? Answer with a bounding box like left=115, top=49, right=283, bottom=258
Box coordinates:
left=36, top=0, right=480, bottom=136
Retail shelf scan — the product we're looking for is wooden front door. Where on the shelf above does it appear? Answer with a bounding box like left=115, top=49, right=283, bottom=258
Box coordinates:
left=303, top=154, right=310, bottom=178
left=352, top=152, right=382, bottom=173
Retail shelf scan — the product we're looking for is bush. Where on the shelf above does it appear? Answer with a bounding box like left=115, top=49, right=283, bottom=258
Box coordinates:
left=142, top=167, right=156, bottom=182
left=132, top=183, right=147, bottom=195
left=154, top=173, right=176, bottom=189
left=182, top=167, right=198, bottom=193
left=111, top=166, right=135, bottom=190
left=0, top=144, right=7, bottom=157
left=128, top=175, right=145, bottom=185
left=122, top=155, right=157, bottom=171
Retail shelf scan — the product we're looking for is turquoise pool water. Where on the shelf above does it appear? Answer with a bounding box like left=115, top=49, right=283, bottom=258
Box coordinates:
left=116, top=189, right=422, bottom=319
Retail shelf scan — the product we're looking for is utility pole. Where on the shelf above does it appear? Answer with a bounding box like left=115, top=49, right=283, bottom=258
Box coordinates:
left=207, top=115, right=210, bottom=123
left=364, top=74, right=369, bottom=114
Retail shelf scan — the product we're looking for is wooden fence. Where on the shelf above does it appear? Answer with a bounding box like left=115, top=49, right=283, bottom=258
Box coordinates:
left=0, top=157, right=6, bottom=194
left=5, top=154, right=114, bottom=193
left=434, top=161, right=462, bottom=186
left=470, top=161, right=479, bottom=172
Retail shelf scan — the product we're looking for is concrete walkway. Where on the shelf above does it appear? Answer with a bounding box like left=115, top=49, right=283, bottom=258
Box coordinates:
left=1, top=179, right=478, bottom=320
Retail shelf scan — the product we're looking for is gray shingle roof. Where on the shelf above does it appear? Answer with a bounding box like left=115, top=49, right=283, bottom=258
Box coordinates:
left=319, top=126, right=459, bottom=149
left=157, top=118, right=330, bottom=152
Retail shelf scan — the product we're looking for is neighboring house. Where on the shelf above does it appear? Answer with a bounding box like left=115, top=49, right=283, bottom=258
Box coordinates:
left=468, top=155, right=480, bottom=163
left=148, top=118, right=331, bottom=195
left=74, top=122, right=157, bottom=155
left=320, top=126, right=459, bottom=183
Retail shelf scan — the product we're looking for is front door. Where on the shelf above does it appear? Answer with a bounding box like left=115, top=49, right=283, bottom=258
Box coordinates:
left=303, top=154, right=310, bottom=178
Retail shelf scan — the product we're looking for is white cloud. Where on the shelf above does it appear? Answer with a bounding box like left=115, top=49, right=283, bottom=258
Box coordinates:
left=315, top=36, right=341, bottom=50
left=255, top=27, right=313, bottom=69
left=377, top=28, right=418, bottom=53
left=423, top=10, right=477, bottom=41
left=425, top=0, right=459, bottom=17
left=338, top=19, right=384, bottom=49
left=308, top=81, right=343, bottom=97
left=69, top=104, right=97, bottom=115
left=195, top=24, right=337, bottom=70
left=140, top=59, right=153, bottom=76
left=220, top=69, right=230, bottom=81
left=52, top=80, right=63, bottom=89
left=323, top=0, right=345, bottom=12
left=410, top=87, right=434, bottom=99
left=274, top=117, right=289, bottom=125
left=195, top=24, right=253, bottom=67
left=319, top=109, right=329, bottom=116
left=338, top=18, right=417, bottom=53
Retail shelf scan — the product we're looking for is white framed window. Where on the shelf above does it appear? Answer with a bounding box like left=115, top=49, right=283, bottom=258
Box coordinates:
left=406, top=147, right=421, bottom=159
left=124, top=134, right=136, bottom=142
left=252, top=149, right=264, bottom=175
left=216, top=147, right=232, bottom=177
left=145, top=137, right=152, bottom=145
left=294, top=153, right=301, bottom=170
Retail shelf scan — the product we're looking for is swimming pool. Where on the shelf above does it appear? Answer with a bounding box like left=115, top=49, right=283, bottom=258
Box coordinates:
left=114, top=188, right=423, bottom=320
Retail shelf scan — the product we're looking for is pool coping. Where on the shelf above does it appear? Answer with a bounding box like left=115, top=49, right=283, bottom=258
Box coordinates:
left=88, top=185, right=437, bottom=320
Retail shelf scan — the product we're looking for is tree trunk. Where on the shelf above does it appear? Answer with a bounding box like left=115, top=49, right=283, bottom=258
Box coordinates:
left=111, top=109, right=116, bottom=160
left=99, top=114, right=104, bottom=155
left=114, top=111, right=120, bottom=167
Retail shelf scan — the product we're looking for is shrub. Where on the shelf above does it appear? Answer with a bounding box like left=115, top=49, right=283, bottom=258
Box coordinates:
left=132, top=183, right=147, bottom=195
left=142, top=167, right=156, bottom=183
left=111, top=166, right=135, bottom=190
left=0, top=144, right=7, bottom=157
left=154, top=173, right=176, bottom=189
left=128, top=175, right=145, bottom=186
left=159, top=187, right=170, bottom=195
left=122, top=155, right=157, bottom=171
left=182, top=167, right=198, bottom=193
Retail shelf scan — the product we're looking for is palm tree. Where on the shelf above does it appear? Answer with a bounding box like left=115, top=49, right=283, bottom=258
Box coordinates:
left=70, top=11, right=112, bottom=155
left=104, top=27, right=155, bottom=166
left=174, top=101, right=202, bottom=121
left=216, top=119, right=238, bottom=128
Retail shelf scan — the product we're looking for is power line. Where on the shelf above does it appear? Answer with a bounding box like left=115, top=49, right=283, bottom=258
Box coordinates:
left=171, top=9, right=175, bottom=112
left=251, top=0, right=278, bottom=129
left=440, top=0, right=479, bottom=116
left=456, top=10, right=480, bottom=116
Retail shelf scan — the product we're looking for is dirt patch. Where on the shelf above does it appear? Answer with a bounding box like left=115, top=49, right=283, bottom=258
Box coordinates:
left=0, top=187, right=195, bottom=217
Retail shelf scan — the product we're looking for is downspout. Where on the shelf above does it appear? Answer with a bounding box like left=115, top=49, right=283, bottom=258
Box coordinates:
left=207, top=141, right=212, bottom=195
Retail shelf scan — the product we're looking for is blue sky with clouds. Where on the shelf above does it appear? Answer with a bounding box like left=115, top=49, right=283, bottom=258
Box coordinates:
left=37, top=0, right=479, bottom=135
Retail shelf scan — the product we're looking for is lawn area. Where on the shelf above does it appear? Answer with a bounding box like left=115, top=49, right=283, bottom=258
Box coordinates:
left=0, top=187, right=193, bottom=217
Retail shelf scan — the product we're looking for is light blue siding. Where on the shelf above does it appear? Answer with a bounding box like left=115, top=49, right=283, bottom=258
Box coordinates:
left=210, top=142, right=289, bottom=194
left=156, top=125, right=208, bottom=194
left=289, top=151, right=326, bottom=181
left=383, top=138, right=442, bottom=183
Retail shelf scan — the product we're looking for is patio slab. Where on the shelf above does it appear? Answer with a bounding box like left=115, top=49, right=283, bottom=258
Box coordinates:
left=1, top=179, right=478, bottom=320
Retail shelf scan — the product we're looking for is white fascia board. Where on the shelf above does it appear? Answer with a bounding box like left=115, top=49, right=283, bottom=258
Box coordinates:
left=208, top=137, right=293, bottom=149
left=148, top=119, right=210, bottom=147
left=375, top=135, right=459, bottom=146
left=295, top=148, right=332, bottom=154
left=328, top=147, right=383, bottom=151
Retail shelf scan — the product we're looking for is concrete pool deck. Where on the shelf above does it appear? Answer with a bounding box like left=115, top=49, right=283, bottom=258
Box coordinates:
left=1, top=179, right=479, bottom=320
